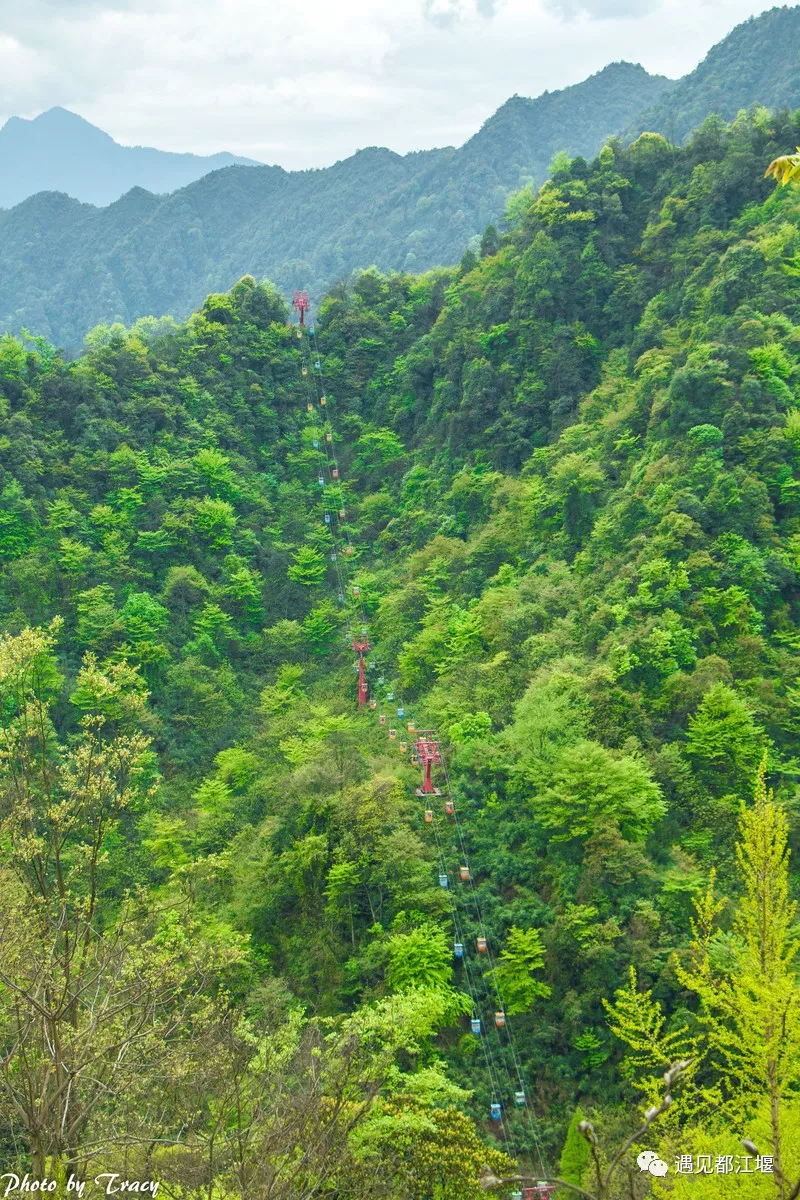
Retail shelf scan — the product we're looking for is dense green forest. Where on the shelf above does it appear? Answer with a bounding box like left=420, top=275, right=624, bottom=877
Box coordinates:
left=2, top=103, right=800, bottom=1197
left=4, top=5, right=800, bottom=352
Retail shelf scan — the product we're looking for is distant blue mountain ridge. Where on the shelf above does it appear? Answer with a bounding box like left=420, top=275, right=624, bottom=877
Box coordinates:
left=0, top=106, right=261, bottom=208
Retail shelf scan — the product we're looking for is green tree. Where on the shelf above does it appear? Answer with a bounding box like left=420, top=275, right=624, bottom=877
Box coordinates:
left=686, top=682, right=765, bottom=790
left=489, top=926, right=551, bottom=1015
left=558, top=1107, right=591, bottom=1197
left=288, top=545, right=327, bottom=587
left=677, top=758, right=800, bottom=1186
left=480, top=225, right=500, bottom=258
left=534, top=742, right=665, bottom=842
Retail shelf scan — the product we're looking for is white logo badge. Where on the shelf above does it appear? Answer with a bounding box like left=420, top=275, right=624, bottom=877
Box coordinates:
left=637, top=1151, right=668, bottom=1176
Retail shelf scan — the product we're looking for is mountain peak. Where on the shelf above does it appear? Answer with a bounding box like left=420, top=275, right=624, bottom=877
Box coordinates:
left=623, top=3, right=800, bottom=144
left=0, top=108, right=261, bottom=208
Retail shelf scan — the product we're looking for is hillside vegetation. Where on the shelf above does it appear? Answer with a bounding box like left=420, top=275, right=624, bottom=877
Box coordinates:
left=0, top=62, right=669, bottom=351
left=1, top=107, right=800, bottom=1194
left=624, top=4, right=800, bottom=145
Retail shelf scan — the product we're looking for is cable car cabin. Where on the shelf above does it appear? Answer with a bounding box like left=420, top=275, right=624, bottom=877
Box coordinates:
left=320, top=396, right=327, bottom=406
left=410, top=753, right=420, bottom=767
left=302, top=366, right=308, bottom=376
left=477, top=936, right=487, bottom=953
left=459, top=866, right=470, bottom=882
left=514, top=1090, right=526, bottom=1106
left=407, top=721, right=415, bottom=733
left=324, top=512, right=331, bottom=524
left=399, top=741, right=408, bottom=753
left=470, top=1018, right=481, bottom=1035
left=495, top=1011, right=505, bottom=1028
left=386, top=692, right=395, bottom=701
left=352, top=586, right=360, bottom=597
left=438, top=873, right=448, bottom=888
left=388, top=728, right=397, bottom=739
left=331, top=551, right=338, bottom=562
left=307, top=402, right=313, bottom=411
left=490, top=1103, right=502, bottom=1121
left=424, top=809, right=433, bottom=823
left=332, top=468, right=339, bottom=479
left=397, top=707, right=405, bottom=718
left=313, top=440, right=320, bottom=449
left=369, top=699, right=377, bottom=710
left=444, top=800, right=455, bottom=816
left=453, top=941, right=464, bottom=958
left=297, top=329, right=303, bottom=339
left=315, top=359, right=322, bottom=369
left=318, top=476, right=325, bottom=487
left=511, top=1192, right=523, bottom=1200
left=379, top=714, right=387, bottom=725
left=339, top=508, right=346, bottom=519
left=326, top=432, right=333, bottom=443
left=345, top=545, right=354, bottom=556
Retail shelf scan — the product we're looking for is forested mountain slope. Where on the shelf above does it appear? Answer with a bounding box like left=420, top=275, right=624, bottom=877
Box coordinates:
left=624, top=4, right=800, bottom=145
left=0, top=106, right=261, bottom=209
left=3, top=8, right=800, bottom=353
left=1, top=108, right=800, bottom=1191
left=0, top=63, right=670, bottom=351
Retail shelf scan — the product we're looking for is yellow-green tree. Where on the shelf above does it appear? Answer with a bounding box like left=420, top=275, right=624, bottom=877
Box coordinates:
left=605, top=759, right=800, bottom=1195
left=766, top=151, right=800, bottom=186
left=676, top=757, right=800, bottom=1192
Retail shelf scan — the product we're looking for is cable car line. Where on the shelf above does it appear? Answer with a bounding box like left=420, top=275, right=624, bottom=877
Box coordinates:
left=291, top=296, right=551, bottom=1181
left=428, top=803, right=516, bottom=1153
left=439, top=752, right=549, bottom=1176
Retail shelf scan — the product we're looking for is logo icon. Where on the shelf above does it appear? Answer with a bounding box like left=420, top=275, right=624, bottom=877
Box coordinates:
left=637, top=1151, right=668, bottom=1176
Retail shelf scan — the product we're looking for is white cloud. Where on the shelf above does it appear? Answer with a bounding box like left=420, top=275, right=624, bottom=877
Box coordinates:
left=0, top=0, right=780, bottom=168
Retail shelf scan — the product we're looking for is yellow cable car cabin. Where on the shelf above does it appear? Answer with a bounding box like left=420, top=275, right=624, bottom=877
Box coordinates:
left=444, top=800, right=454, bottom=815
left=424, top=809, right=433, bottom=823
left=477, top=937, right=487, bottom=953
left=459, top=866, right=470, bottom=882
left=495, top=1011, right=506, bottom=1028
left=389, top=728, right=397, bottom=740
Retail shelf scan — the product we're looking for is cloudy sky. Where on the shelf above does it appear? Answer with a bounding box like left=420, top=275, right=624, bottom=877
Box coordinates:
left=0, top=0, right=785, bottom=168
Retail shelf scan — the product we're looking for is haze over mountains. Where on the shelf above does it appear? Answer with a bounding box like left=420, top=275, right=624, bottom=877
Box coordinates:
left=0, top=107, right=261, bottom=210
left=1, top=4, right=799, bottom=349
